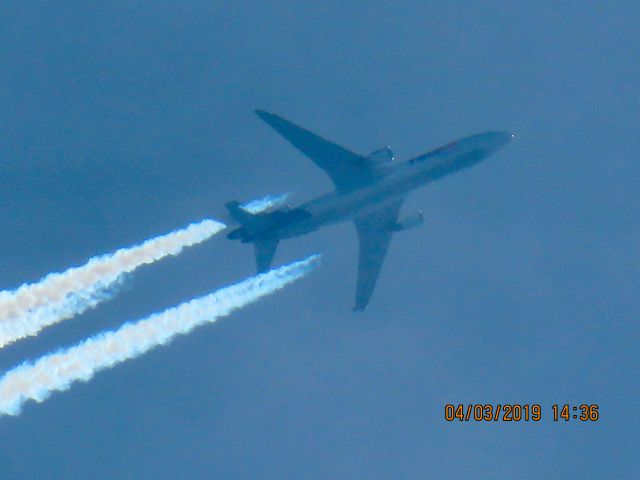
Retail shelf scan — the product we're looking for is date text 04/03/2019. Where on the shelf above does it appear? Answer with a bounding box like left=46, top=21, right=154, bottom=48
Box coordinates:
left=444, top=404, right=599, bottom=422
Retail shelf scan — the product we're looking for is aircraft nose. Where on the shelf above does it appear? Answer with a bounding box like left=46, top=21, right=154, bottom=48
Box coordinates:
left=497, top=131, right=514, bottom=144
left=486, top=131, right=514, bottom=151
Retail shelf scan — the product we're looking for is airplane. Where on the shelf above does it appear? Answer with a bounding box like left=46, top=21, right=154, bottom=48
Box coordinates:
left=226, top=110, right=514, bottom=311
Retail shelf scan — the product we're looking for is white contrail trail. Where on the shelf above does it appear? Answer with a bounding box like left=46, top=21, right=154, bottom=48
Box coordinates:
left=0, top=219, right=226, bottom=348
left=241, top=193, right=290, bottom=213
left=0, top=255, right=319, bottom=417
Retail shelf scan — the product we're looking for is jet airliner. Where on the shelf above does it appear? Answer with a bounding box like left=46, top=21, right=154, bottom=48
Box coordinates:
left=227, top=110, right=513, bottom=310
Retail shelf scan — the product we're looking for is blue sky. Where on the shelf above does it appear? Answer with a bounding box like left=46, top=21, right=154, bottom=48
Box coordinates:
left=0, top=2, right=638, bottom=478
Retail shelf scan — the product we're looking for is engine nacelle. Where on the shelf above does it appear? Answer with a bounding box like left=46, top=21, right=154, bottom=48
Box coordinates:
left=388, top=211, right=424, bottom=232
left=367, top=146, right=394, bottom=165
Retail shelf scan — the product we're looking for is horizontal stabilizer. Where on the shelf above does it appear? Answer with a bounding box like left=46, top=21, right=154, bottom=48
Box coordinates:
left=254, top=238, right=279, bottom=272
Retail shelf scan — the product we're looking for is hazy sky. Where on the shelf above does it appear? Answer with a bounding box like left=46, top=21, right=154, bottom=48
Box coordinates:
left=0, top=2, right=638, bottom=479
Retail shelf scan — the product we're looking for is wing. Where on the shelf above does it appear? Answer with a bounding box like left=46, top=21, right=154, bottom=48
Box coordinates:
left=255, top=110, right=375, bottom=192
left=352, top=200, right=403, bottom=311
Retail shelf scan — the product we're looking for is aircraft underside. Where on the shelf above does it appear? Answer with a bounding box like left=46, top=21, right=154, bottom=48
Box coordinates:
left=226, top=110, right=513, bottom=310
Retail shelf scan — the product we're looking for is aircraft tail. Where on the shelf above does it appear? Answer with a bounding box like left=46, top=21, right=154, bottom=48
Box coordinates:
left=225, top=201, right=273, bottom=238
left=225, top=201, right=279, bottom=271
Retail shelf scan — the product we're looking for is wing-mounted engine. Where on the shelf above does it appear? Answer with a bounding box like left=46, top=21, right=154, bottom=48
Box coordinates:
left=367, top=146, right=395, bottom=176
left=367, top=146, right=394, bottom=165
left=388, top=211, right=424, bottom=232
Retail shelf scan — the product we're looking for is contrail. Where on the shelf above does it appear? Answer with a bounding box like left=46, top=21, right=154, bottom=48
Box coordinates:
left=241, top=193, right=290, bottom=213
left=0, top=255, right=319, bottom=417
left=0, top=219, right=226, bottom=348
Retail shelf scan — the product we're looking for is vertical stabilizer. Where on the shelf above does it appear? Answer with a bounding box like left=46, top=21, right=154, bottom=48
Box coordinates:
left=225, top=201, right=272, bottom=235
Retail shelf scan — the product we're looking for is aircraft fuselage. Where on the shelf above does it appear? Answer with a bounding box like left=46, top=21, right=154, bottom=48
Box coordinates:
left=255, top=131, right=513, bottom=240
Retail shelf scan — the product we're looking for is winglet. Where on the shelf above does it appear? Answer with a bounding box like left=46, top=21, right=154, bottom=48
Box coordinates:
left=254, top=109, right=287, bottom=132
left=255, top=109, right=281, bottom=127
left=254, top=109, right=271, bottom=120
